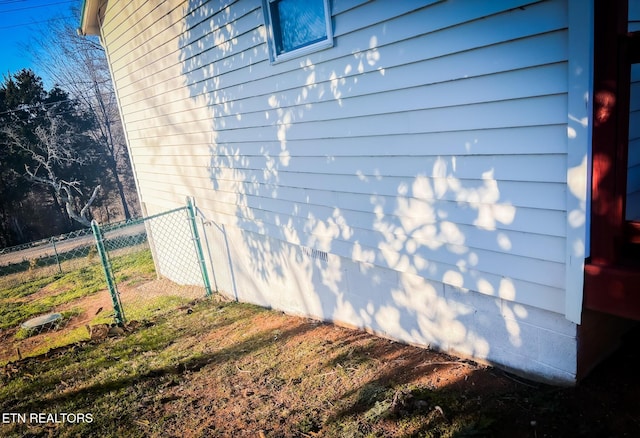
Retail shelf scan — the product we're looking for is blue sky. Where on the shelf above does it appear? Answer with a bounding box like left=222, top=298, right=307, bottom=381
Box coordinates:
left=0, top=0, right=80, bottom=88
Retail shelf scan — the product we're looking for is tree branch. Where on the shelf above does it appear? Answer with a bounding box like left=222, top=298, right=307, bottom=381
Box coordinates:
left=79, top=185, right=101, bottom=221
left=5, top=108, right=102, bottom=228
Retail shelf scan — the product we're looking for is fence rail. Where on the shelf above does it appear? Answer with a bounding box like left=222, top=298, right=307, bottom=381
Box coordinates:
left=93, top=201, right=211, bottom=325
left=0, top=221, right=146, bottom=280
left=0, top=200, right=213, bottom=364
left=0, top=229, right=94, bottom=278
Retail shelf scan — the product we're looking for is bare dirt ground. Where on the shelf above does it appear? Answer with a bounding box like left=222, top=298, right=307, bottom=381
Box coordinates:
left=0, top=292, right=111, bottom=363
left=142, top=311, right=640, bottom=438
left=1, top=279, right=639, bottom=437
left=3, top=290, right=117, bottom=362
left=0, top=278, right=204, bottom=364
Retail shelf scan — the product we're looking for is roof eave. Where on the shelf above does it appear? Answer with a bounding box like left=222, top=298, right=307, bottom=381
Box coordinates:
left=78, top=0, right=102, bottom=36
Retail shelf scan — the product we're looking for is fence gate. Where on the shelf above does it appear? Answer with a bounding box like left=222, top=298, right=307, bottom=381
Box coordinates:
left=92, top=199, right=212, bottom=325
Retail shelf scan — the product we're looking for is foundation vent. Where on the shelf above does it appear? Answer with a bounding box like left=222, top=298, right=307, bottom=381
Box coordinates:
left=302, top=247, right=328, bottom=262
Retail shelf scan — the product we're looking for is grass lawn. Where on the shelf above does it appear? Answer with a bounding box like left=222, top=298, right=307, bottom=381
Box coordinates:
left=1, top=294, right=639, bottom=437
left=1, top=250, right=639, bottom=437
left=0, top=248, right=191, bottom=365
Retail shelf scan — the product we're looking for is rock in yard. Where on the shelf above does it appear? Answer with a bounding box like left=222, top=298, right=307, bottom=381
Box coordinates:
left=87, top=324, right=109, bottom=340
left=108, top=326, right=125, bottom=337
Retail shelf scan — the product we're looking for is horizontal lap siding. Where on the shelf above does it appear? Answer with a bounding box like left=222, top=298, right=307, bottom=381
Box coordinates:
left=104, top=0, right=570, bottom=313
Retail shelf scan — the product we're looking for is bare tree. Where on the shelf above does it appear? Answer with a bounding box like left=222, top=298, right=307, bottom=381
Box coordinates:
left=29, top=7, right=137, bottom=221
left=2, top=109, right=100, bottom=227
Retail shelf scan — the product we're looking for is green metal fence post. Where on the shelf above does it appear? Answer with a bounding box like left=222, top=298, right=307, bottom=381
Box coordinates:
left=91, top=220, right=126, bottom=325
left=50, top=237, right=62, bottom=274
left=186, top=198, right=213, bottom=297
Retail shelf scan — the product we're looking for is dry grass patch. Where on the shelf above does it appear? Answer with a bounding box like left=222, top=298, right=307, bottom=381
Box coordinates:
left=2, top=297, right=638, bottom=437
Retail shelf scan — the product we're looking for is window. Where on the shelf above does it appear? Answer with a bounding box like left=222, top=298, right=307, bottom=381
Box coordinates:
left=263, top=0, right=333, bottom=63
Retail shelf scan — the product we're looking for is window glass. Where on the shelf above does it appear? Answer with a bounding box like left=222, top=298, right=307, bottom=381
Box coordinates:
left=264, top=0, right=332, bottom=62
left=272, top=0, right=326, bottom=54
left=626, top=63, right=640, bottom=220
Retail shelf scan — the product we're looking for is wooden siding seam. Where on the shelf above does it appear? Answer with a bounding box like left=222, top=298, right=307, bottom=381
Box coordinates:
left=172, top=28, right=566, bottom=103
left=122, top=93, right=568, bottom=133
left=133, top=172, right=567, bottom=222
left=138, top=184, right=568, bottom=279
left=107, top=2, right=183, bottom=57
left=117, top=26, right=568, bottom=105
left=119, top=63, right=566, bottom=118
left=121, top=61, right=568, bottom=121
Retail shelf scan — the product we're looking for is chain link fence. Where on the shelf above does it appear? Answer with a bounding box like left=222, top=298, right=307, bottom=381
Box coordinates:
left=0, top=227, right=99, bottom=284
left=0, top=227, right=104, bottom=357
left=0, top=226, right=107, bottom=364
left=94, top=201, right=212, bottom=325
left=0, top=200, right=213, bottom=365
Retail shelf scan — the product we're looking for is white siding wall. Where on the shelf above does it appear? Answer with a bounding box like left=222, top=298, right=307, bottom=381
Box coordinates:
left=101, top=0, right=580, bottom=383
